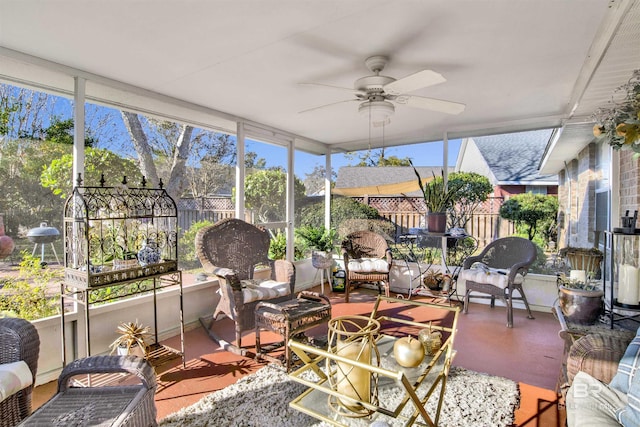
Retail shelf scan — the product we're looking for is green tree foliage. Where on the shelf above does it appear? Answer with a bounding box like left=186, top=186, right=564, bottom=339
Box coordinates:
left=0, top=139, right=69, bottom=233
left=178, top=220, right=214, bottom=269
left=300, top=197, right=380, bottom=231
left=349, top=148, right=412, bottom=166
left=448, top=172, right=493, bottom=228
left=44, top=117, right=97, bottom=146
left=0, top=84, right=103, bottom=145
left=243, top=169, right=306, bottom=223
left=0, top=252, right=61, bottom=320
left=268, top=231, right=305, bottom=261
left=499, top=193, right=558, bottom=241
left=41, top=147, right=143, bottom=198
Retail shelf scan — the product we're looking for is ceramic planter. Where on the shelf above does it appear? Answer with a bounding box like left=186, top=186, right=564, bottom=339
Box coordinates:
left=558, top=285, right=604, bottom=325
left=426, top=212, right=447, bottom=234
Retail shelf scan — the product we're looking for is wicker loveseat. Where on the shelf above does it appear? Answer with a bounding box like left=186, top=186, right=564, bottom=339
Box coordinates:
left=0, top=317, right=40, bottom=427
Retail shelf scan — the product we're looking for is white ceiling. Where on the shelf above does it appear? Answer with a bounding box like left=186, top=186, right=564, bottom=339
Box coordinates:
left=0, top=0, right=639, bottom=167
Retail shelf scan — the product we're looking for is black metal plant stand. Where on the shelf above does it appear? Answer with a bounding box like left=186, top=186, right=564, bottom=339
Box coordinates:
left=60, top=175, right=185, bottom=368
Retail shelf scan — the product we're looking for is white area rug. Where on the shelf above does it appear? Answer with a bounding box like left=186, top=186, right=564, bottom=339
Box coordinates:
left=160, top=364, right=519, bottom=427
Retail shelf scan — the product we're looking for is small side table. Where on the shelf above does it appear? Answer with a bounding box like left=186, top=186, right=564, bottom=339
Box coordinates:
left=255, top=291, right=332, bottom=371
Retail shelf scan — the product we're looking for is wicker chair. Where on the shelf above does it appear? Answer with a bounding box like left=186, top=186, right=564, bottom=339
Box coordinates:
left=195, top=218, right=296, bottom=355
left=0, top=317, right=40, bottom=427
left=460, top=236, right=537, bottom=328
left=19, top=355, right=156, bottom=427
left=341, top=230, right=393, bottom=303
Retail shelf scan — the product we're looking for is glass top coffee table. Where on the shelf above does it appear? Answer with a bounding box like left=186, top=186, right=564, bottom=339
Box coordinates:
left=287, top=296, right=460, bottom=426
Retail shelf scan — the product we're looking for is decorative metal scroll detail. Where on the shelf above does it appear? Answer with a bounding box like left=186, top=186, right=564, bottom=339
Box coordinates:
left=63, top=177, right=179, bottom=289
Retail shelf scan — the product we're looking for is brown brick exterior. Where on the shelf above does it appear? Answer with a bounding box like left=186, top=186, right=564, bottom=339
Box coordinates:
left=557, top=143, right=597, bottom=248
left=619, top=150, right=640, bottom=215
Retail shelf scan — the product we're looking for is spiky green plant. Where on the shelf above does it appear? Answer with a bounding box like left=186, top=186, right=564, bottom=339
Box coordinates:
left=410, top=161, right=463, bottom=213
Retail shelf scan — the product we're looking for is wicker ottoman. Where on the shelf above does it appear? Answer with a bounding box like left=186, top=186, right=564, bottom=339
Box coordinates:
left=567, top=333, right=633, bottom=385
left=19, top=356, right=157, bottom=427
left=255, top=291, right=331, bottom=371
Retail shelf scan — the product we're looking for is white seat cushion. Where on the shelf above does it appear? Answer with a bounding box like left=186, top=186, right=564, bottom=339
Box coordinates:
left=348, top=258, right=390, bottom=274
left=0, top=360, right=32, bottom=403
left=240, top=279, right=291, bottom=303
left=459, top=266, right=524, bottom=290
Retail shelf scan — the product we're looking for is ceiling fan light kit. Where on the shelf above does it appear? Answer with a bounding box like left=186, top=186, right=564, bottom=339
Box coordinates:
left=359, top=100, right=394, bottom=126
left=300, top=55, right=466, bottom=122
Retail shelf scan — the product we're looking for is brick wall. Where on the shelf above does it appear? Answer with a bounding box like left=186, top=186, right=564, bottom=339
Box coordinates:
left=619, top=150, right=640, bottom=214
left=558, top=143, right=597, bottom=248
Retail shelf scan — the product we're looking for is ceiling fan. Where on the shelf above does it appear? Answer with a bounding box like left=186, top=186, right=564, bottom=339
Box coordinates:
left=300, top=55, right=466, bottom=126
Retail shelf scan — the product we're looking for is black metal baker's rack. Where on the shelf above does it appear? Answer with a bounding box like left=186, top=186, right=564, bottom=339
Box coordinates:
left=61, top=175, right=184, bottom=367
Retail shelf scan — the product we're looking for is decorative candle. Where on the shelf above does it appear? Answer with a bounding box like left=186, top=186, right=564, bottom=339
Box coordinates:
left=569, top=269, right=587, bottom=284
left=336, top=338, right=371, bottom=410
left=618, top=264, right=639, bottom=305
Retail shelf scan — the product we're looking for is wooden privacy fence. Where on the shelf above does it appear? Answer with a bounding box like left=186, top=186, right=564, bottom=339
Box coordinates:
left=352, top=196, right=515, bottom=248
left=177, top=195, right=515, bottom=247
left=177, top=197, right=234, bottom=233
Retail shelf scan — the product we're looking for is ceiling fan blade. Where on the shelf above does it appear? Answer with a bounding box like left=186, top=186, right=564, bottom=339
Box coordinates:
left=299, top=82, right=354, bottom=93
left=298, top=98, right=359, bottom=114
left=396, top=95, right=466, bottom=115
left=384, top=70, right=446, bottom=95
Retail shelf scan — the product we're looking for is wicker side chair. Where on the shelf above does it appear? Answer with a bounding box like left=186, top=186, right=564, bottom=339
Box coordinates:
left=195, top=218, right=296, bottom=355
left=0, top=317, right=40, bottom=427
left=19, top=355, right=156, bottom=427
left=460, top=236, right=537, bottom=328
left=341, top=230, right=393, bottom=303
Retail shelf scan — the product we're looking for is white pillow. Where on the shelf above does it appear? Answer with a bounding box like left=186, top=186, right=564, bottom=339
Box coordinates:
left=459, top=267, right=523, bottom=290
left=348, top=258, right=389, bottom=273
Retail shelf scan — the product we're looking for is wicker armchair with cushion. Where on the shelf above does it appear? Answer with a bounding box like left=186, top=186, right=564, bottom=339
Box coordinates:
left=460, top=236, right=537, bottom=328
left=195, top=218, right=296, bottom=355
left=341, top=230, right=393, bottom=303
left=19, top=355, right=157, bottom=427
left=0, top=317, right=40, bottom=427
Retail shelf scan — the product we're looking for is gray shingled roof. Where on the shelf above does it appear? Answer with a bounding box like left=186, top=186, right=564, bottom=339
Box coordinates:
left=471, top=129, right=557, bottom=183
left=335, top=166, right=453, bottom=197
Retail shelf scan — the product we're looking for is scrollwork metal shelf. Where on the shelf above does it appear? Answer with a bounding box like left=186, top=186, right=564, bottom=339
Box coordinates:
left=60, top=176, right=184, bottom=368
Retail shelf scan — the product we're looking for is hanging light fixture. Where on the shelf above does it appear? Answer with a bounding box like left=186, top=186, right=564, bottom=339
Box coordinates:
left=359, top=100, right=394, bottom=127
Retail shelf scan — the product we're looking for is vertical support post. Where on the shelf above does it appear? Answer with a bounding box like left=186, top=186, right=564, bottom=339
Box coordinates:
left=73, top=77, right=86, bottom=184
left=286, top=138, right=295, bottom=262
left=236, top=122, right=246, bottom=221
left=325, top=147, right=332, bottom=231
left=443, top=132, right=449, bottom=188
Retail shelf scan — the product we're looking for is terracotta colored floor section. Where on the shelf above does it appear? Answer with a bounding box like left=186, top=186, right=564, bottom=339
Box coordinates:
left=32, top=286, right=567, bottom=425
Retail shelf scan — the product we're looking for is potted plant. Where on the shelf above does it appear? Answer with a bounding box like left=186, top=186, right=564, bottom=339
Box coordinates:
left=109, top=320, right=152, bottom=358
left=296, top=226, right=338, bottom=269
left=559, top=246, right=603, bottom=276
left=410, top=162, right=463, bottom=233
left=557, top=272, right=604, bottom=325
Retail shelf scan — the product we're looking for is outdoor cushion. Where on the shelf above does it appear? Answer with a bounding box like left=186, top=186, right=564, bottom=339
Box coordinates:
left=240, top=279, right=291, bottom=304
left=609, top=327, right=640, bottom=425
left=459, top=265, right=524, bottom=290
left=0, top=361, right=33, bottom=403
left=567, top=371, right=627, bottom=427
left=347, top=258, right=390, bottom=274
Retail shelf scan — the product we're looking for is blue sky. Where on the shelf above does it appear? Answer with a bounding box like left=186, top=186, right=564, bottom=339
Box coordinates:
left=247, top=139, right=462, bottom=178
